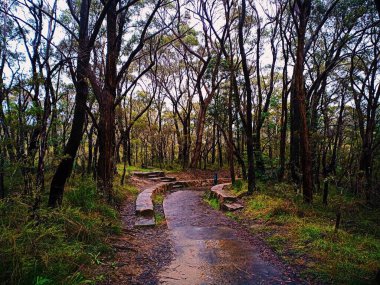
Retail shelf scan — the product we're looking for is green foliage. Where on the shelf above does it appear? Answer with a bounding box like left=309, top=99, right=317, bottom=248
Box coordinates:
left=236, top=181, right=380, bottom=284
left=225, top=212, right=237, bottom=220
left=153, top=193, right=164, bottom=205
left=204, top=196, right=220, bottom=210
left=0, top=179, right=121, bottom=285
left=232, top=179, right=244, bottom=193
left=155, top=213, right=165, bottom=225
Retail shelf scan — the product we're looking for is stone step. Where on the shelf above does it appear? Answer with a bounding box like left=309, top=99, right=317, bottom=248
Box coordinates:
left=134, top=216, right=155, bottom=227
left=171, top=184, right=183, bottom=189
left=148, top=177, right=161, bottom=181
left=222, top=202, right=244, bottom=211
left=160, top=177, right=176, bottom=182
left=133, top=171, right=165, bottom=178
left=211, top=183, right=237, bottom=203
left=135, top=190, right=154, bottom=216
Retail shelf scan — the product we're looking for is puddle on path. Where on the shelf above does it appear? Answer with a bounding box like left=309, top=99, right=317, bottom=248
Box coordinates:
left=159, top=190, right=295, bottom=285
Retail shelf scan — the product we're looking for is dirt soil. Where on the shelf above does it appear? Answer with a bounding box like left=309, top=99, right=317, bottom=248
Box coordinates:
left=98, top=178, right=172, bottom=285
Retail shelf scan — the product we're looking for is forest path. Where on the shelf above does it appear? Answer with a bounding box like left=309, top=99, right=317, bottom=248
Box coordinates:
left=159, top=190, right=302, bottom=285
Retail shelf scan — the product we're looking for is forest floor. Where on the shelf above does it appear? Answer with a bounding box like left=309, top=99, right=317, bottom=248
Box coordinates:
left=96, top=177, right=172, bottom=285
left=96, top=170, right=305, bottom=285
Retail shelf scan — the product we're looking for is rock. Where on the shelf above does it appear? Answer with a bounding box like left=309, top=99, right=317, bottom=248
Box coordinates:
left=134, top=216, right=155, bottom=227
left=148, top=177, right=162, bottom=182
left=210, top=183, right=237, bottom=203
left=160, top=177, right=176, bottom=182
left=133, top=171, right=165, bottom=178
left=135, top=189, right=154, bottom=215
left=134, top=179, right=232, bottom=228
left=222, top=202, right=244, bottom=211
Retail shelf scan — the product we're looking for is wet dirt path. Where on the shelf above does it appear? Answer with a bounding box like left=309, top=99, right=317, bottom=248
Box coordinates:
left=159, top=190, right=301, bottom=285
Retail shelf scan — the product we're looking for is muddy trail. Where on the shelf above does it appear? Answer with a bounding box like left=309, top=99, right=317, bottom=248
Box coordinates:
left=99, top=176, right=304, bottom=285
left=159, top=190, right=303, bottom=285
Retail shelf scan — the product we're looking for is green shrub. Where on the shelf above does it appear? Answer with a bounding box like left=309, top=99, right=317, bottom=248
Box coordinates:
left=0, top=178, right=121, bottom=285
left=204, top=196, right=219, bottom=210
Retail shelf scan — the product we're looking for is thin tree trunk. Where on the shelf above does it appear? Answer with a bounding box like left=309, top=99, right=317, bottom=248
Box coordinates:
left=290, top=85, right=301, bottom=183
left=87, top=125, right=94, bottom=174
left=211, top=121, right=216, bottom=164
left=228, top=86, right=235, bottom=183
left=190, top=105, right=207, bottom=168
left=293, top=0, right=313, bottom=203
left=217, top=127, right=223, bottom=168
left=48, top=0, right=91, bottom=207
left=97, top=89, right=115, bottom=201
left=0, top=142, right=4, bottom=199
left=278, top=47, right=289, bottom=181
left=239, top=0, right=255, bottom=194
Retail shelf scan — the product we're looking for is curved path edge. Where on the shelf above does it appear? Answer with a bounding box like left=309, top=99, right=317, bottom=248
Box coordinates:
left=135, top=178, right=231, bottom=226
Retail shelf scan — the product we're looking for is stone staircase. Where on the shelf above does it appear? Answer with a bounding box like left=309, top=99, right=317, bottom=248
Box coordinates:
left=210, top=183, right=245, bottom=212
left=133, top=171, right=231, bottom=227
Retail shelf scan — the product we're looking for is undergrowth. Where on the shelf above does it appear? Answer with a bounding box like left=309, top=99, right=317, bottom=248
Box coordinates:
left=153, top=193, right=166, bottom=225
left=0, top=177, right=126, bottom=285
left=204, top=195, right=220, bottom=210
left=237, top=181, right=380, bottom=284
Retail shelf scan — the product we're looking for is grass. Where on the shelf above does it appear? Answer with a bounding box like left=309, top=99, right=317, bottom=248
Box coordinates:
left=116, top=165, right=153, bottom=173
left=233, top=181, right=380, bottom=284
left=155, top=213, right=165, bottom=225
left=204, top=195, right=220, bottom=210
left=0, top=177, right=130, bottom=285
left=232, top=179, right=248, bottom=197
left=152, top=193, right=166, bottom=225
left=153, top=193, right=164, bottom=205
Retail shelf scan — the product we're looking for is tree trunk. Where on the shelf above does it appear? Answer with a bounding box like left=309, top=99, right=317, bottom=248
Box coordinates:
left=217, top=127, right=223, bottom=168
left=254, top=130, right=265, bottom=174
left=228, top=86, right=235, bottom=183
left=121, top=130, right=128, bottom=185
left=48, top=0, right=91, bottom=207
left=239, top=0, right=255, bottom=194
left=278, top=44, right=289, bottom=181
left=97, top=0, right=118, bottom=201
left=211, top=121, right=216, bottom=164
left=87, top=125, right=94, bottom=174
left=190, top=104, right=207, bottom=168
left=0, top=143, right=4, bottom=199
left=278, top=88, right=289, bottom=181
left=359, top=140, right=372, bottom=200
left=290, top=85, right=301, bottom=184
left=97, top=89, right=116, bottom=201
left=293, top=0, right=313, bottom=203
left=126, top=129, right=132, bottom=166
